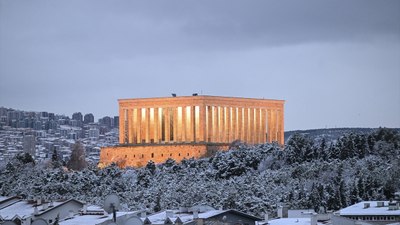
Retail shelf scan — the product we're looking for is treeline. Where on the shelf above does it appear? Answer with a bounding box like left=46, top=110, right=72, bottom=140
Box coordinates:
left=0, top=128, right=399, bottom=217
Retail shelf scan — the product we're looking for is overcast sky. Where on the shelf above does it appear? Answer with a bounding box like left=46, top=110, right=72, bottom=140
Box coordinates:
left=1, top=0, right=399, bottom=131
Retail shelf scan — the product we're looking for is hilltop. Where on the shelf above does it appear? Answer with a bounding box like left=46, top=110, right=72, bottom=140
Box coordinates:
left=285, top=127, right=400, bottom=143
left=0, top=127, right=399, bottom=217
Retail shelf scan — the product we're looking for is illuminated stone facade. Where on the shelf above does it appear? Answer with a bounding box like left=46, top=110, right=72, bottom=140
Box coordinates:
left=100, top=95, right=284, bottom=167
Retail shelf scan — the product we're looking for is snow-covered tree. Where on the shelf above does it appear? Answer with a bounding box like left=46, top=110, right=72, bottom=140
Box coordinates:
left=66, top=141, right=87, bottom=171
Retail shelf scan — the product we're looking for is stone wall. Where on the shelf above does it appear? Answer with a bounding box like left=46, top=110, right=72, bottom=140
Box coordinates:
left=99, top=143, right=229, bottom=168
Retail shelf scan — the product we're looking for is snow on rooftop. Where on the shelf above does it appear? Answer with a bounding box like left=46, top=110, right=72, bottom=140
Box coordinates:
left=60, top=211, right=134, bottom=225
left=145, top=209, right=226, bottom=224
left=340, top=201, right=400, bottom=216
left=267, top=218, right=310, bottom=225
left=0, top=199, right=73, bottom=219
left=267, top=218, right=326, bottom=225
left=87, top=205, right=104, bottom=211
left=0, top=201, right=34, bottom=219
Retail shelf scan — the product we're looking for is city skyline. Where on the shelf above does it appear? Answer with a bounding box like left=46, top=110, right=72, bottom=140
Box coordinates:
left=1, top=0, right=399, bottom=131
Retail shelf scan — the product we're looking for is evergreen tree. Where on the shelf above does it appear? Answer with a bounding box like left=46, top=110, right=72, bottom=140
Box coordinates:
left=66, top=141, right=87, bottom=171
left=349, top=181, right=359, bottom=204
left=51, top=149, right=62, bottom=168
left=16, top=153, right=35, bottom=164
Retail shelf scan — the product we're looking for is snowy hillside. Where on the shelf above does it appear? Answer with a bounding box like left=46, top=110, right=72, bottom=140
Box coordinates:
left=0, top=128, right=399, bottom=217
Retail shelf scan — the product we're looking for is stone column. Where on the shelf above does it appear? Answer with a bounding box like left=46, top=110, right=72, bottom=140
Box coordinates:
left=226, top=107, right=232, bottom=143
left=132, top=108, right=138, bottom=144
left=231, top=107, right=237, bottom=141
left=207, top=105, right=212, bottom=142
left=149, top=108, right=154, bottom=143
left=181, top=106, right=187, bottom=142
left=267, top=109, right=272, bottom=143
left=243, top=108, right=249, bottom=143
left=137, top=108, right=142, bottom=143
left=119, top=107, right=124, bottom=144
left=255, top=108, right=260, bottom=144
left=165, top=108, right=170, bottom=142
left=238, top=107, right=243, bottom=141
left=261, top=108, right=267, bottom=143
left=199, top=105, right=206, bottom=142
left=249, top=108, right=255, bottom=144
left=173, top=107, right=178, bottom=142
left=191, top=106, right=196, bottom=142
left=220, top=107, right=225, bottom=143
left=154, top=107, right=159, bottom=143
left=276, top=109, right=284, bottom=145
left=215, top=106, right=220, bottom=142
left=127, top=108, right=133, bottom=143
left=271, top=109, right=277, bottom=142
left=145, top=108, right=150, bottom=143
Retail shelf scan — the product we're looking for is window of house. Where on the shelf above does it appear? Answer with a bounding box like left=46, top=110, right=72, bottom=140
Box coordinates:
left=151, top=153, right=154, bottom=158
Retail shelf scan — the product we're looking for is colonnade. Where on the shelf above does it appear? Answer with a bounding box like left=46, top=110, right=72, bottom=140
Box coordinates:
left=119, top=105, right=284, bottom=145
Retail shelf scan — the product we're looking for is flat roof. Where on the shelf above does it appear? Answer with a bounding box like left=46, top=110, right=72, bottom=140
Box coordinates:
left=119, top=95, right=285, bottom=102
left=340, top=201, right=400, bottom=216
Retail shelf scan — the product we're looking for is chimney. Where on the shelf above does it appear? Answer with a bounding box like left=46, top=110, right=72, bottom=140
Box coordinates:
left=180, top=206, right=189, bottom=213
left=166, top=210, right=173, bottom=218
left=277, top=206, right=288, bottom=218
left=83, top=204, right=87, bottom=214
left=33, top=206, right=39, bottom=215
left=310, top=213, right=317, bottom=225
left=193, top=210, right=199, bottom=219
left=37, top=198, right=42, bottom=206
left=377, top=202, right=385, bottom=207
left=42, top=202, right=49, bottom=210
left=68, top=210, right=74, bottom=218
left=364, top=203, right=370, bottom=209
left=264, top=213, right=268, bottom=222
left=141, top=210, right=147, bottom=218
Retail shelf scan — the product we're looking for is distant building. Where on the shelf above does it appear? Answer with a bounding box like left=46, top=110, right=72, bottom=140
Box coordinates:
left=100, top=95, right=285, bottom=168
left=84, top=113, right=95, bottom=124
left=0, top=196, right=84, bottom=225
left=23, top=134, right=36, bottom=156
left=59, top=207, right=140, bottom=225
left=88, top=128, right=100, bottom=140
left=48, top=113, right=55, bottom=120
left=114, top=116, right=119, bottom=128
left=40, top=111, right=49, bottom=118
left=143, top=205, right=261, bottom=225
left=72, top=112, right=83, bottom=127
left=270, top=206, right=328, bottom=225
left=100, top=116, right=112, bottom=128
left=72, top=112, right=83, bottom=122
left=334, top=200, right=400, bottom=225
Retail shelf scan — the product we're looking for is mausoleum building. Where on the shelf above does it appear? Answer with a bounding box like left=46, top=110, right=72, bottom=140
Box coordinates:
left=100, top=95, right=284, bottom=167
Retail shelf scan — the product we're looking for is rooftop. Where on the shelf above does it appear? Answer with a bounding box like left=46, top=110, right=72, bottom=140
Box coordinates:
left=339, top=201, right=400, bottom=216
left=266, top=218, right=324, bottom=225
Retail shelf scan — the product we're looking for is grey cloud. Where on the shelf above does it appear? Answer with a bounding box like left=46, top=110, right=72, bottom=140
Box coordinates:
left=0, top=0, right=399, bottom=129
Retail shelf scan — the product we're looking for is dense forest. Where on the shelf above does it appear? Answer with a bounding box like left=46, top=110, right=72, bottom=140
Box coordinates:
left=0, top=128, right=399, bottom=217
